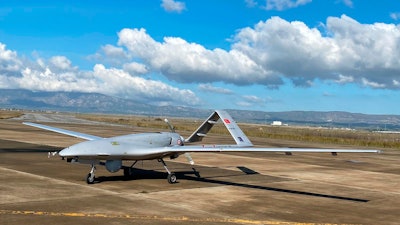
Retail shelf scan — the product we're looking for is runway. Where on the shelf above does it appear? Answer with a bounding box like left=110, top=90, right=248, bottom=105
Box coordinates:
left=1, top=114, right=399, bottom=225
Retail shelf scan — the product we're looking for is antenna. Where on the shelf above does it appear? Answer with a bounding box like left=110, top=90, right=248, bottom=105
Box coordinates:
left=164, top=118, right=175, bottom=133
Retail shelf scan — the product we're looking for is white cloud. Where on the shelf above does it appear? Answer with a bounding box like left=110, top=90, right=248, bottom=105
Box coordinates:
left=0, top=43, right=200, bottom=107
left=161, top=0, right=186, bottom=13
left=265, top=0, right=312, bottom=10
left=390, top=12, right=400, bottom=20
left=198, top=84, right=234, bottom=94
left=341, top=0, right=353, bottom=8
left=233, top=15, right=400, bottom=89
left=335, top=74, right=354, bottom=84
left=233, top=17, right=337, bottom=82
left=49, top=56, right=74, bottom=70
left=236, top=101, right=252, bottom=107
left=0, top=43, right=17, bottom=61
left=117, top=28, right=277, bottom=85
left=101, top=44, right=129, bottom=59
left=236, top=95, right=267, bottom=108
left=0, top=43, right=22, bottom=74
left=123, top=62, right=148, bottom=75
left=115, top=16, right=400, bottom=90
left=88, top=44, right=131, bottom=66
left=361, top=78, right=385, bottom=89
left=243, top=95, right=265, bottom=103
left=245, top=0, right=258, bottom=8
left=3, top=15, right=400, bottom=109
left=92, top=64, right=200, bottom=105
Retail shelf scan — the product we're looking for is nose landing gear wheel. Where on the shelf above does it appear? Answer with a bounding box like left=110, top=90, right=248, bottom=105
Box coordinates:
left=86, top=164, right=96, bottom=184
left=159, top=158, right=177, bottom=184
left=167, top=173, right=177, bottom=184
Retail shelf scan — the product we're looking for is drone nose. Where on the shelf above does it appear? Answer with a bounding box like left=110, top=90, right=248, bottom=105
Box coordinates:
left=58, top=148, right=66, bottom=157
left=59, top=147, right=72, bottom=157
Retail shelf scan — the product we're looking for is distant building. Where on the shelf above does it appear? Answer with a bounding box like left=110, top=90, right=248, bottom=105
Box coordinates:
left=271, top=121, right=282, bottom=126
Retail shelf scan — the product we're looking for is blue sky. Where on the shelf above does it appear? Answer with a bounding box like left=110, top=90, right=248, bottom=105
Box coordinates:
left=1, top=0, right=400, bottom=115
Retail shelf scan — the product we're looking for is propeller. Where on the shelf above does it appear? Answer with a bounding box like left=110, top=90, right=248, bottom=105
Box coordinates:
left=164, top=118, right=175, bottom=133
left=164, top=118, right=195, bottom=165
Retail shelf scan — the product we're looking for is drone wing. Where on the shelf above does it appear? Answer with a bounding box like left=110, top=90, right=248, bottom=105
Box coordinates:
left=23, top=122, right=103, bottom=141
left=167, top=145, right=381, bottom=154
left=180, top=110, right=381, bottom=155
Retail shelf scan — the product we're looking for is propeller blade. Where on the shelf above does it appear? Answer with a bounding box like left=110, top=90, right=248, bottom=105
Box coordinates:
left=164, top=118, right=175, bottom=133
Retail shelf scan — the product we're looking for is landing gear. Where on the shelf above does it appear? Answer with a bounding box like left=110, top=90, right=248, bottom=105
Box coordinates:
left=158, top=158, right=177, bottom=184
left=167, top=173, right=177, bottom=184
left=84, top=159, right=177, bottom=184
left=86, top=164, right=96, bottom=184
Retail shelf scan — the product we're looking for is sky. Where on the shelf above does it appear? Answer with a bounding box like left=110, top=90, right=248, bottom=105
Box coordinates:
left=0, top=0, right=400, bottom=115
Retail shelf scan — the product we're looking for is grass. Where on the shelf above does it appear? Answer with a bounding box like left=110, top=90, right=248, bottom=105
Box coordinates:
left=77, top=113, right=400, bottom=150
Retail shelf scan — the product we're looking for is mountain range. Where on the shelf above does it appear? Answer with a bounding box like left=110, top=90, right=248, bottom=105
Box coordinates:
left=1, top=89, right=399, bottom=130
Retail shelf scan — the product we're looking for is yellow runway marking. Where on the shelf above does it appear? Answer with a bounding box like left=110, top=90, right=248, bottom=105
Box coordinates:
left=0, top=209, right=359, bottom=225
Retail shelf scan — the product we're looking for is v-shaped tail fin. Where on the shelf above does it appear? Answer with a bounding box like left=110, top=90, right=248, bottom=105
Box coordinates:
left=185, top=110, right=253, bottom=147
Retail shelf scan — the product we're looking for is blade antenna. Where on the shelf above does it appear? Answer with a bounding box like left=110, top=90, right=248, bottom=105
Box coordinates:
left=164, top=119, right=175, bottom=133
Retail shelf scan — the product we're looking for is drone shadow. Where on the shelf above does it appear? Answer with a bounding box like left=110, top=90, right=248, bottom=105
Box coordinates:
left=96, top=167, right=369, bottom=203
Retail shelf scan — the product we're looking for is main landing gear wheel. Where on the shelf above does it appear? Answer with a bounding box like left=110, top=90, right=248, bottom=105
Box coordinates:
left=158, top=158, right=177, bottom=184
left=167, top=173, right=177, bottom=184
left=86, top=173, right=95, bottom=184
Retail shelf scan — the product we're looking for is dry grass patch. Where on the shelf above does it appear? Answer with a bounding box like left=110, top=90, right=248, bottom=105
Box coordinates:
left=244, top=125, right=400, bottom=149
left=0, top=111, right=23, bottom=119
left=77, top=113, right=400, bottom=150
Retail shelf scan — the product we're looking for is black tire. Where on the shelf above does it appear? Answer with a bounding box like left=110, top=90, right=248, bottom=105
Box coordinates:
left=86, top=173, right=95, bottom=184
left=167, top=173, right=177, bottom=184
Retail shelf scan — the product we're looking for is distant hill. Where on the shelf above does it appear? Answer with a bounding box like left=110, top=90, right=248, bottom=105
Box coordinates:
left=0, top=89, right=212, bottom=118
left=226, top=110, right=400, bottom=130
left=1, top=89, right=399, bottom=130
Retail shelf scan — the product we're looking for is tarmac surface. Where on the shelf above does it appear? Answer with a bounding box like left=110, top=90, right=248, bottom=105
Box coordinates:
left=1, top=113, right=400, bottom=225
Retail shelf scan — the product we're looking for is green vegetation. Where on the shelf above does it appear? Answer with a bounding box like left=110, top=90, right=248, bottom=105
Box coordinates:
left=77, top=114, right=400, bottom=150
